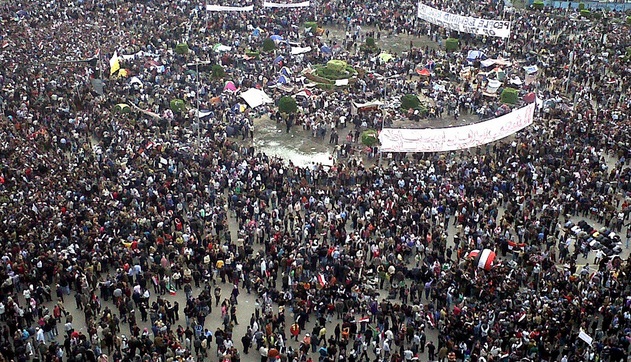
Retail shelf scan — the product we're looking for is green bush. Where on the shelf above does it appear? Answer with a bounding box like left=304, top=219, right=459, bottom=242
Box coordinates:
left=360, top=37, right=379, bottom=54
left=326, top=60, right=347, bottom=72
left=626, top=16, right=631, bottom=25
left=445, top=38, right=459, bottom=51
left=175, top=43, right=189, bottom=55
left=211, top=64, right=225, bottom=79
left=533, top=1, right=544, bottom=9
left=305, top=21, right=318, bottom=33
left=278, top=96, right=298, bottom=114
left=592, top=11, right=603, bottom=20
left=262, top=38, right=276, bottom=52
left=500, top=88, right=519, bottom=105
left=580, top=9, right=591, bottom=17
left=170, top=99, right=186, bottom=112
left=314, top=60, right=357, bottom=80
left=577, top=2, right=585, bottom=10
left=245, top=50, right=260, bottom=59
left=401, top=94, right=421, bottom=111
left=361, top=129, right=379, bottom=147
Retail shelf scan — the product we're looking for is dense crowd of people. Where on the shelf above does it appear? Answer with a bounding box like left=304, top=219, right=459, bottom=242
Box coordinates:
left=1, top=0, right=631, bottom=362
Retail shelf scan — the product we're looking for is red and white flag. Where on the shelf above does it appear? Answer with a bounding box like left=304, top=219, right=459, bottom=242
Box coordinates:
left=317, top=273, right=327, bottom=287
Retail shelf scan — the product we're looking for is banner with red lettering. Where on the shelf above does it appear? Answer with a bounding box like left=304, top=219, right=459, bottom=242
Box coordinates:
left=379, top=103, right=535, bottom=153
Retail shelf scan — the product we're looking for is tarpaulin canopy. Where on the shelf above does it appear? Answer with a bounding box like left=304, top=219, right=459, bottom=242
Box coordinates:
left=129, top=77, right=143, bottom=86
left=224, top=81, right=237, bottom=92
left=277, top=75, right=289, bottom=84
left=467, top=50, right=484, bottom=61
left=321, top=46, right=332, bottom=54
left=274, top=55, right=284, bottom=64
left=291, top=46, right=312, bottom=55
left=240, top=88, right=273, bottom=108
left=523, top=65, right=538, bottom=74
left=480, top=57, right=512, bottom=68
left=378, top=53, right=393, bottom=62
left=486, top=79, right=502, bottom=94
left=114, top=103, right=131, bottom=113
left=417, top=68, right=430, bottom=76
left=213, top=44, right=232, bottom=52
left=523, top=92, right=536, bottom=103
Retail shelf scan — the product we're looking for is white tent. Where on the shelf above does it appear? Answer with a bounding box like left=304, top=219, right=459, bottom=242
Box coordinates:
left=486, top=79, right=502, bottom=93
left=240, top=88, right=273, bottom=108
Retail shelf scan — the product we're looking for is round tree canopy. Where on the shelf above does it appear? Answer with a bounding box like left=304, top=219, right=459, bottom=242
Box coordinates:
left=278, top=96, right=298, bottom=114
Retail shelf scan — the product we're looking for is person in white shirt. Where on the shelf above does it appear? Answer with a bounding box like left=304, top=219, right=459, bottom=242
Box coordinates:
left=35, top=327, right=45, bottom=345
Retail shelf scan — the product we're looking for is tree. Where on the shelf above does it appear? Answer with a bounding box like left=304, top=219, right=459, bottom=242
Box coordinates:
left=305, top=21, right=318, bottom=34
left=500, top=88, right=519, bottom=105
left=170, top=99, right=186, bottom=113
left=262, top=38, right=276, bottom=53
left=211, top=64, right=225, bottom=79
left=361, top=129, right=379, bottom=147
left=175, top=43, right=189, bottom=55
left=445, top=38, right=459, bottom=52
left=401, top=94, right=421, bottom=111
left=360, top=37, right=379, bottom=53
left=278, top=96, right=298, bottom=114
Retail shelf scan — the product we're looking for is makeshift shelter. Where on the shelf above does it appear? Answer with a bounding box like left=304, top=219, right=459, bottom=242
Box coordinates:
left=417, top=68, right=431, bottom=77
left=273, top=55, right=285, bottom=65
left=291, top=46, right=312, bottom=55
left=277, top=75, right=289, bottom=84
left=240, top=88, right=273, bottom=108
left=378, top=53, right=393, bottom=62
left=523, top=65, right=538, bottom=74
left=280, top=67, right=292, bottom=76
left=466, top=50, right=484, bottom=61
left=114, top=103, right=131, bottom=113
left=486, top=79, right=502, bottom=94
left=224, top=81, right=237, bottom=92
left=129, top=77, right=143, bottom=86
left=351, top=100, right=384, bottom=115
left=321, top=46, right=332, bottom=54
left=509, top=76, right=523, bottom=87
left=213, top=44, right=232, bottom=52
left=523, top=92, right=536, bottom=103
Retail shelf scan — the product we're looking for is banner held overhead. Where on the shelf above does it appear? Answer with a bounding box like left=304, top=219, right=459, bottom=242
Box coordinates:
left=417, top=2, right=511, bottom=38
left=263, top=1, right=311, bottom=7
left=379, top=103, right=535, bottom=153
left=206, top=4, right=254, bottom=11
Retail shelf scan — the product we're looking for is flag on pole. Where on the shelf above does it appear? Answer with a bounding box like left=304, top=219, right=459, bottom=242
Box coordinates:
left=109, top=51, right=120, bottom=76
left=317, top=273, right=326, bottom=287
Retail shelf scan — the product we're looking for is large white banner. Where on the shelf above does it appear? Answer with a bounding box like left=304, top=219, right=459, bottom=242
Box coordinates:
left=206, top=4, right=254, bottom=11
left=417, top=3, right=511, bottom=38
left=263, top=1, right=311, bottom=7
left=379, top=103, right=535, bottom=153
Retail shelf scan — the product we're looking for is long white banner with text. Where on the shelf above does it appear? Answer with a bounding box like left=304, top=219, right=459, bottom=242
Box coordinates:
left=206, top=4, right=254, bottom=11
left=417, top=2, right=511, bottom=38
left=263, top=1, right=311, bottom=8
left=379, top=103, right=535, bottom=153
